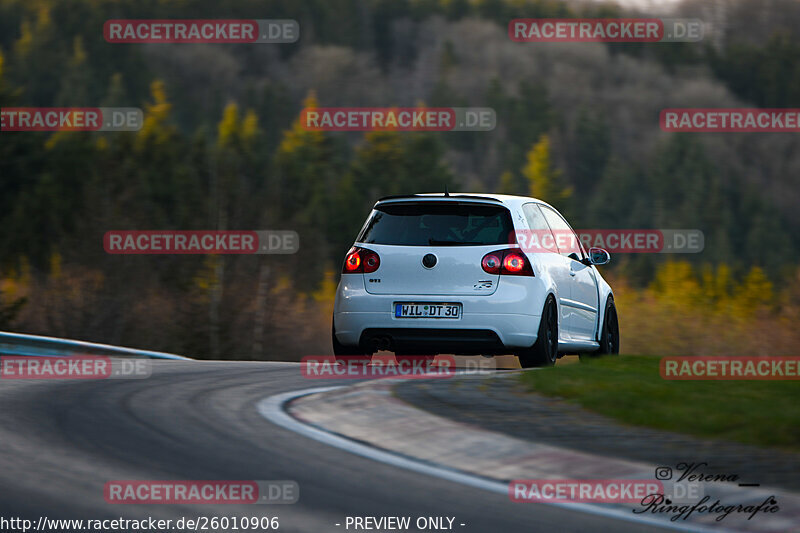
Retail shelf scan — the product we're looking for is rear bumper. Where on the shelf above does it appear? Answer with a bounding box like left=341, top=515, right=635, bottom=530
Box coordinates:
left=357, top=328, right=504, bottom=355
left=333, top=275, right=545, bottom=353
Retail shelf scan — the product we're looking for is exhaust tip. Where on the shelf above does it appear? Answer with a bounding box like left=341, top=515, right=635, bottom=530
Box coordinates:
left=371, top=335, right=392, bottom=352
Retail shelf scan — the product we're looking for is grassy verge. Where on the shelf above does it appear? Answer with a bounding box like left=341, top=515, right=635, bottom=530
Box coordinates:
left=519, top=355, right=800, bottom=452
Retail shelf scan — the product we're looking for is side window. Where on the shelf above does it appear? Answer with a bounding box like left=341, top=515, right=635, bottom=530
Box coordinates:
left=521, top=203, right=558, bottom=254
left=539, top=205, right=585, bottom=259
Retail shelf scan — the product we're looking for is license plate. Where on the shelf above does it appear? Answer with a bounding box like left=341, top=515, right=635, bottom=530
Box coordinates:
left=394, top=303, right=461, bottom=319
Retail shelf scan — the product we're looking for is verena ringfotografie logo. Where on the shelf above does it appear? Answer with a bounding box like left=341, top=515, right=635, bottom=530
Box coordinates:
left=1, top=108, right=142, bottom=132
left=0, top=356, right=151, bottom=379
left=640, top=462, right=778, bottom=523
left=104, top=480, right=298, bottom=504
left=661, top=109, right=800, bottom=132
left=104, top=19, right=299, bottom=43
left=661, top=356, right=800, bottom=380
left=104, top=230, right=299, bottom=254
left=513, top=229, right=704, bottom=254
left=301, top=355, right=457, bottom=379
left=510, top=480, right=664, bottom=503
left=300, top=108, right=495, bottom=132
left=510, top=18, right=703, bottom=43
left=635, top=494, right=779, bottom=523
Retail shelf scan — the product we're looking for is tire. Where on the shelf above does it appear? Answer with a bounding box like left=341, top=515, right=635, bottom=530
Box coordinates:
left=517, top=296, right=558, bottom=368
left=598, top=298, right=620, bottom=355
left=332, top=322, right=371, bottom=364
left=581, top=297, right=620, bottom=360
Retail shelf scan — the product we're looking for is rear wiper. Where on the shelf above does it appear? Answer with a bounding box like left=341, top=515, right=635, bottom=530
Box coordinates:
left=428, top=239, right=482, bottom=246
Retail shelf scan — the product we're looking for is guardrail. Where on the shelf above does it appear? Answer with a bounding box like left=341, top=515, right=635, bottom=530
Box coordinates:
left=0, top=331, right=189, bottom=360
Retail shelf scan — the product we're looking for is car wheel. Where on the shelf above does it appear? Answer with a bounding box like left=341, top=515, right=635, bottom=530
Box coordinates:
left=581, top=298, right=620, bottom=360
left=517, top=296, right=558, bottom=368
left=332, top=322, right=371, bottom=364
left=598, top=298, right=620, bottom=355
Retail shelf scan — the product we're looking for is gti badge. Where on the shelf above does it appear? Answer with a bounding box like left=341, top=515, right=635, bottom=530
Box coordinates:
left=473, top=280, right=493, bottom=290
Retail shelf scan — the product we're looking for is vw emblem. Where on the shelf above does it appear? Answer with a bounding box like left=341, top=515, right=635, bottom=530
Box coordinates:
left=422, top=253, right=438, bottom=269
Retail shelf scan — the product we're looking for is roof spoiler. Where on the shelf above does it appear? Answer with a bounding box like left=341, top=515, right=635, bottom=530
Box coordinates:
left=376, top=193, right=502, bottom=203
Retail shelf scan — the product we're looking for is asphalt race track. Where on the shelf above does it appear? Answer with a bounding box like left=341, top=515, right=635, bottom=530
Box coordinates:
left=0, top=361, right=676, bottom=533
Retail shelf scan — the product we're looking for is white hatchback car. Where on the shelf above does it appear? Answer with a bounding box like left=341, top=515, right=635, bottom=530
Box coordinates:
left=332, top=193, right=619, bottom=367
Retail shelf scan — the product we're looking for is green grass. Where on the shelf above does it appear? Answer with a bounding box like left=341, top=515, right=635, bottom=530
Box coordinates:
left=519, top=356, right=800, bottom=452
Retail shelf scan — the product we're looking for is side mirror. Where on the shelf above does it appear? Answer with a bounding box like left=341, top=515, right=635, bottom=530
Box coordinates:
left=588, top=247, right=610, bottom=266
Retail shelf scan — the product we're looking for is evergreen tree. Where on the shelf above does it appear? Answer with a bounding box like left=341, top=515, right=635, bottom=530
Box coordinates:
left=522, top=135, right=572, bottom=217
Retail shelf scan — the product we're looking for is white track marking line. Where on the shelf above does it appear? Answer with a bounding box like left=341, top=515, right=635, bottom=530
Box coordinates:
left=257, top=387, right=732, bottom=533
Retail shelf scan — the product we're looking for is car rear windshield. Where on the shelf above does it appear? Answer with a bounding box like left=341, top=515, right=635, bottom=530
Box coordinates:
left=358, top=202, right=515, bottom=246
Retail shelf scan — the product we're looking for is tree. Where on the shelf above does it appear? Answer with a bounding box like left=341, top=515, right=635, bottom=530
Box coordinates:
left=497, top=171, right=523, bottom=195
left=571, top=107, right=610, bottom=194
left=588, top=156, right=642, bottom=227
left=731, top=267, right=774, bottom=318
left=347, top=129, right=453, bottom=205
left=488, top=80, right=553, bottom=180
left=274, top=92, right=349, bottom=287
left=522, top=135, right=572, bottom=216
left=0, top=292, right=26, bottom=329
left=55, top=36, right=93, bottom=106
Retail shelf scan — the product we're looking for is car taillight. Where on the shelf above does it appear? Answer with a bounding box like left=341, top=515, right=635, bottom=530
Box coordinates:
left=362, top=249, right=380, bottom=273
left=344, top=248, right=361, bottom=272
left=481, top=249, right=534, bottom=276
left=342, top=247, right=380, bottom=274
left=503, top=252, right=526, bottom=273
left=481, top=253, right=502, bottom=275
